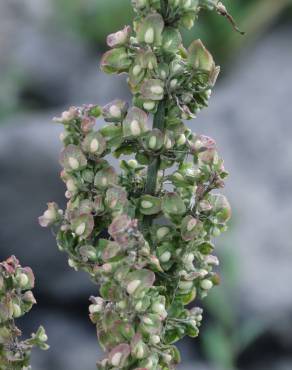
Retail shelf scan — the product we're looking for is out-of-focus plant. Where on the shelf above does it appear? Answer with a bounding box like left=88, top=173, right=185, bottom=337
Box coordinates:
left=55, top=0, right=292, bottom=63
left=40, top=0, right=238, bottom=368
left=201, top=248, right=266, bottom=370
left=0, top=256, right=48, bottom=369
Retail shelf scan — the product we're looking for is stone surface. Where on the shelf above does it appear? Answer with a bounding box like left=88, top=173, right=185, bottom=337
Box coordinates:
left=0, top=0, right=127, bottom=112
left=197, top=23, right=292, bottom=319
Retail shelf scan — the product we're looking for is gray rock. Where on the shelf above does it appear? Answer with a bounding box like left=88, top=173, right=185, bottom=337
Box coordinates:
left=0, top=0, right=127, bottom=111
left=26, top=311, right=100, bottom=370
left=0, top=113, right=95, bottom=300
left=197, top=23, right=292, bottom=320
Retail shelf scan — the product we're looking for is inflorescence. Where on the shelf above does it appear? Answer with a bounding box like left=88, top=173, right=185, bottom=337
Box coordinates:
left=39, top=1, right=235, bottom=369
left=0, top=256, right=48, bottom=370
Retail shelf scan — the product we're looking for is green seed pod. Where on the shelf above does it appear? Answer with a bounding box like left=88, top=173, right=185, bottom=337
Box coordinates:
left=105, top=186, right=128, bottom=211
left=142, top=100, right=157, bottom=112
left=60, top=144, right=87, bottom=172
left=82, top=132, right=107, bottom=156
left=141, top=79, right=164, bottom=101
left=162, top=192, right=186, bottom=216
left=209, top=193, right=232, bottom=223
left=143, top=128, right=164, bottom=151
left=140, top=195, right=161, bottom=215
left=131, top=334, right=148, bottom=360
left=103, top=100, right=128, bottom=122
left=93, top=194, right=105, bottom=215
left=101, top=47, right=132, bottom=74
left=79, top=245, right=98, bottom=262
left=94, top=166, right=118, bottom=189
left=125, top=269, right=155, bottom=297
left=156, top=226, right=171, bottom=240
left=155, top=67, right=167, bottom=85
left=102, top=241, right=123, bottom=261
left=188, top=39, right=215, bottom=74
left=70, top=214, right=94, bottom=239
left=17, top=267, right=35, bottom=290
left=123, top=107, right=149, bottom=137
left=162, top=27, right=182, bottom=54
left=181, top=216, right=204, bottom=241
left=139, top=313, right=162, bottom=335
left=136, top=13, right=164, bottom=46
left=99, top=123, right=122, bottom=139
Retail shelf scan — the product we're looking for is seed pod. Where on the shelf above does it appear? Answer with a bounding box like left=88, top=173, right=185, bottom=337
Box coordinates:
left=140, top=195, right=161, bottom=215
left=102, top=241, right=123, bottom=261
left=123, top=107, right=149, bottom=137
left=70, top=214, right=94, bottom=239
left=101, top=47, right=132, bottom=74
left=125, top=269, right=155, bottom=297
left=209, top=194, right=231, bottom=223
left=139, top=313, right=162, bottom=335
left=156, top=226, right=171, bottom=240
left=108, top=343, right=131, bottom=367
left=142, top=100, right=157, bottom=112
left=79, top=245, right=98, bottom=262
left=82, top=132, right=107, bottom=156
left=143, top=129, right=164, bottom=151
left=94, top=166, right=118, bottom=189
left=181, top=216, right=204, bottom=241
left=188, top=39, right=215, bottom=74
left=129, top=50, right=157, bottom=90
left=141, top=79, right=164, bottom=101
left=162, top=192, right=186, bottom=216
left=102, top=100, right=128, bottom=122
left=136, top=13, right=164, bottom=46
left=60, top=145, right=87, bottom=172
left=17, top=267, right=35, bottom=290
left=38, top=202, right=61, bottom=227
left=107, top=25, right=131, bottom=48
left=105, top=186, right=128, bottom=211
left=162, top=27, right=182, bottom=54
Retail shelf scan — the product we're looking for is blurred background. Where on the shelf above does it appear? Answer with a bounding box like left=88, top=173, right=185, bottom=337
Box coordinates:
left=1, top=0, right=292, bottom=369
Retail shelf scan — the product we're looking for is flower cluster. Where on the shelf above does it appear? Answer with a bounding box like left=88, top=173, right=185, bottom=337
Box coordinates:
left=0, top=256, right=48, bottom=369
left=40, top=0, right=235, bottom=369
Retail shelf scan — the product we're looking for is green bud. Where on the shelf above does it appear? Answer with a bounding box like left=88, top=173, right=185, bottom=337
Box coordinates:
left=200, top=279, right=213, bottom=290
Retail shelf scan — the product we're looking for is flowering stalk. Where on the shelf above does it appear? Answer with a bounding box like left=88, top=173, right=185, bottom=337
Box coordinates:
left=0, top=256, right=48, bottom=369
left=40, top=0, right=238, bottom=369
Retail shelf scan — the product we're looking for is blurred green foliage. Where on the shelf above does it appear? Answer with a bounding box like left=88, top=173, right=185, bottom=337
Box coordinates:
left=201, top=246, right=267, bottom=370
left=54, top=0, right=292, bottom=64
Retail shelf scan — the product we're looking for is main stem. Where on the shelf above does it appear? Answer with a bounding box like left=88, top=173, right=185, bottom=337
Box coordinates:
left=142, top=100, right=166, bottom=230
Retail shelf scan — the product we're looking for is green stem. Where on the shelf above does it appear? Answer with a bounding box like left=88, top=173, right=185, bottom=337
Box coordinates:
left=142, top=100, right=166, bottom=231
